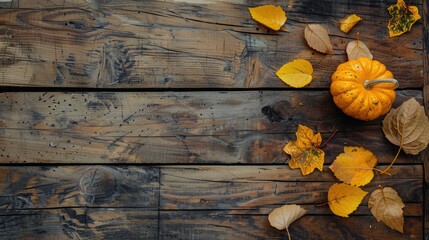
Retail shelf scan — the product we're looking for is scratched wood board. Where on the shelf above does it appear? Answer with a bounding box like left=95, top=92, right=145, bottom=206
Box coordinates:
left=0, top=90, right=424, bottom=164
left=0, top=165, right=424, bottom=239
left=0, top=0, right=424, bottom=88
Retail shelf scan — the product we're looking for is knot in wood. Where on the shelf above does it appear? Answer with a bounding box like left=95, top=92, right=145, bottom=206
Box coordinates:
left=79, top=167, right=118, bottom=203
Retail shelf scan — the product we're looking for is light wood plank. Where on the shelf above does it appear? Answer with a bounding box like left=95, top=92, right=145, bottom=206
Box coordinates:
left=0, top=0, right=423, bottom=88
left=0, top=91, right=423, bottom=164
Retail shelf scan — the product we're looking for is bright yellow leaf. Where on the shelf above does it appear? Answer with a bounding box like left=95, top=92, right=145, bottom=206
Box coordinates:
left=387, top=0, right=421, bottom=37
left=283, top=124, right=324, bottom=175
left=328, top=183, right=368, bottom=217
left=329, top=146, right=377, bottom=186
left=276, top=59, right=313, bottom=88
left=248, top=5, right=286, bottom=31
left=340, top=14, right=362, bottom=33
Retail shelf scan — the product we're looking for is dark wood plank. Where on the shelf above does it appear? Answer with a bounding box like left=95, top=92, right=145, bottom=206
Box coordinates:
left=423, top=1, right=429, bottom=238
left=0, top=208, right=158, bottom=240
left=160, top=165, right=423, bottom=210
left=0, top=0, right=423, bottom=88
left=0, top=91, right=423, bottom=164
left=0, top=166, right=159, bottom=208
left=160, top=210, right=422, bottom=240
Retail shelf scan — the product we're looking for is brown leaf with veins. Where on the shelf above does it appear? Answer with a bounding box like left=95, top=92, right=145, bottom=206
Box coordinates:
left=368, top=186, right=405, bottom=233
left=304, top=24, right=333, bottom=54
left=382, top=98, right=429, bottom=155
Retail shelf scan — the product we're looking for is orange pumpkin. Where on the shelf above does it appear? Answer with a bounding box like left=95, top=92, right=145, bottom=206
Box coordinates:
left=330, top=57, right=399, bottom=121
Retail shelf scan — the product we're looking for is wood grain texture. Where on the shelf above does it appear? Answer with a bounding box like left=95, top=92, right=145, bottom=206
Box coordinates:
left=0, top=91, right=423, bottom=164
left=0, top=0, right=424, bottom=88
left=0, top=166, right=159, bottom=208
left=160, top=165, right=423, bottom=211
left=0, top=208, right=158, bottom=240
left=160, top=211, right=422, bottom=240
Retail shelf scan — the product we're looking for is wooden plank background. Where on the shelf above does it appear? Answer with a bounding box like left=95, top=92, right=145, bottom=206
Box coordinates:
left=0, top=0, right=427, bottom=239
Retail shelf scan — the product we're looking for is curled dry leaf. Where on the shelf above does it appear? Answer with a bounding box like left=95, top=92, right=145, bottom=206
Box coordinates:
left=283, top=124, right=325, bottom=176
left=276, top=59, right=313, bottom=88
left=382, top=98, right=429, bottom=155
left=249, top=5, right=287, bottom=31
left=346, top=40, right=373, bottom=60
left=387, top=0, right=421, bottom=37
left=368, top=186, right=405, bottom=233
left=340, top=14, right=362, bottom=33
left=329, top=146, right=377, bottom=187
left=328, top=183, right=367, bottom=217
left=304, top=24, right=333, bottom=54
left=268, top=204, right=307, bottom=240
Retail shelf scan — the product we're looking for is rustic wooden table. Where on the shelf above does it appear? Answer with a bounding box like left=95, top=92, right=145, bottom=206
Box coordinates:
left=0, top=0, right=427, bottom=239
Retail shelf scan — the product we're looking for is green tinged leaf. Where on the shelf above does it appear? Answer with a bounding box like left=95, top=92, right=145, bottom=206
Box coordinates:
left=387, top=0, right=421, bottom=37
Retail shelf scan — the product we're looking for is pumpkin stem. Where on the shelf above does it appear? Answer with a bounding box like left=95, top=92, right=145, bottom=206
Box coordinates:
left=363, top=78, right=399, bottom=90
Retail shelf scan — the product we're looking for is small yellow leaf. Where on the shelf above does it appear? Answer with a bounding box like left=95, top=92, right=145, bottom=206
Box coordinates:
left=387, top=0, right=421, bottom=37
left=340, top=14, right=362, bottom=33
left=276, top=59, right=313, bottom=88
left=249, top=5, right=287, bottom=31
left=328, top=183, right=368, bottom=217
left=329, top=146, right=377, bottom=186
left=368, top=186, right=405, bottom=233
left=304, top=24, right=333, bottom=54
left=283, top=124, right=324, bottom=175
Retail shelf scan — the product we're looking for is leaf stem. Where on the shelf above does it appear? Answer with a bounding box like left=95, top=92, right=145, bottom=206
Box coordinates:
left=380, top=145, right=402, bottom=175
left=286, top=228, right=291, bottom=240
left=320, top=129, right=338, bottom=148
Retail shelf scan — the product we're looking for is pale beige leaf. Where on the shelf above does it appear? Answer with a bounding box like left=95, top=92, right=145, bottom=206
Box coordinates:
left=382, top=98, right=429, bottom=154
left=268, top=204, right=306, bottom=239
left=346, top=40, right=373, bottom=60
left=304, top=24, right=333, bottom=54
left=368, top=187, right=405, bottom=233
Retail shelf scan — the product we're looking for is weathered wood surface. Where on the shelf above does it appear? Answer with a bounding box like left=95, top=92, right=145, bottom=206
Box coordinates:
left=0, top=90, right=423, bottom=164
left=0, top=0, right=424, bottom=88
left=422, top=1, right=429, bottom=238
left=0, top=165, right=424, bottom=239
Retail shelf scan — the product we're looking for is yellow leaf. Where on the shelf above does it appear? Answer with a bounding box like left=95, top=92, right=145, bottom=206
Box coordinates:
left=387, top=0, right=421, bottom=37
left=340, top=14, right=362, bottom=33
left=276, top=59, right=313, bottom=88
left=268, top=204, right=307, bottom=240
left=248, top=5, right=286, bottom=31
left=283, top=124, right=324, bottom=175
left=368, top=186, right=405, bottom=233
left=328, top=183, right=368, bottom=217
left=329, top=146, right=377, bottom=186
left=304, top=24, right=333, bottom=54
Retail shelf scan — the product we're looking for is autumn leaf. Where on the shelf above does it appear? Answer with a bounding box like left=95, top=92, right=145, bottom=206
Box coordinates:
left=304, top=24, right=333, bottom=54
left=368, top=186, right=405, bottom=233
left=283, top=124, right=324, bottom=175
left=328, top=183, right=368, bottom=217
left=276, top=59, right=313, bottom=88
left=268, top=204, right=307, bottom=240
left=382, top=98, right=429, bottom=155
left=387, top=0, right=421, bottom=37
left=249, top=5, right=287, bottom=31
left=340, top=14, right=362, bottom=33
left=346, top=40, right=373, bottom=60
left=329, top=146, right=377, bottom=187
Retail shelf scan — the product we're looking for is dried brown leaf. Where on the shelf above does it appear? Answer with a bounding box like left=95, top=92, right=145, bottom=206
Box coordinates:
left=368, top=186, right=405, bottom=233
left=268, top=204, right=307, bottom=240
left=304, top=24, right=333, bottom=54
left=382, top=98, right=429, bottom=154
left=346, top=40, right=373, bottom=60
